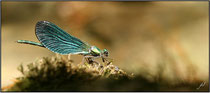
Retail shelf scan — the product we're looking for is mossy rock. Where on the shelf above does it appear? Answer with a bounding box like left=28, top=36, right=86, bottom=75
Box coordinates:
left=4, top=56, right=209, bottom=92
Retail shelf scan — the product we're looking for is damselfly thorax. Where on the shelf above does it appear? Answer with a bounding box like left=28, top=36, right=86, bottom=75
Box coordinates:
left=77, top=46, right=109, bottom=64
left=86, top=46, right=108, bottom=57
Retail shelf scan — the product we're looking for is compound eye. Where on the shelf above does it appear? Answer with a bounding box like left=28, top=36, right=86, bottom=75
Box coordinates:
left=104, top=51, right=109, bottom=57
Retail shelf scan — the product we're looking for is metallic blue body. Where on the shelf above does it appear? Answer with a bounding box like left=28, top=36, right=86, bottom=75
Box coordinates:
left=17, top=21, right=110, bottom=61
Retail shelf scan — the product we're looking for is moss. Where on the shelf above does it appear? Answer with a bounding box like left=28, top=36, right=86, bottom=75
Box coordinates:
left=4, top=56, right=209, bottom=91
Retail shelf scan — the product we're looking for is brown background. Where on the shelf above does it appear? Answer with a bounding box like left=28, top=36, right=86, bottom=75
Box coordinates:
left=2, top=1, right=209, bottom=89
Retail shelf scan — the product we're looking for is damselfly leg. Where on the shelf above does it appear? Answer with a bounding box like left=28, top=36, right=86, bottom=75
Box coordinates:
left=68, top=54, right=73, bottom=62
left=85, top=56, right=100, bottom=66
left=68, top=54, right=71, bottom=60
left=102, top=57, right=114, bottom=66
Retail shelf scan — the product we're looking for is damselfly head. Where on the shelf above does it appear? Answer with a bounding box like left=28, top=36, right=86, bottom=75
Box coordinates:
left=102, top=49, right=109, bottom=57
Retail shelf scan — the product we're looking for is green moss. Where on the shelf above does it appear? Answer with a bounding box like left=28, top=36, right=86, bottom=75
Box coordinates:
left=5, top=56, right=209, bottom=91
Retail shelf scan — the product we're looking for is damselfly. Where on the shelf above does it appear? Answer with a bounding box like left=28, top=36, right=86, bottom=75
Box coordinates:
left=17, top=21, right=111, bottom=64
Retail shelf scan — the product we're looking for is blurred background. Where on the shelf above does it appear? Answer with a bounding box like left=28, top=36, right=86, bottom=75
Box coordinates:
left=1, top=1, right=209, bottom=90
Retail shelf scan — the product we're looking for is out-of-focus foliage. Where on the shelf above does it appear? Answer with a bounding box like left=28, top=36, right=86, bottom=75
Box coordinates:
left=4, top=56, right=208, bottom=91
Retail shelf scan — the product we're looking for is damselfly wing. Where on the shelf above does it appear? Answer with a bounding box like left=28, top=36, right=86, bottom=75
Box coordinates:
left=35, top=21, right=91, bottom=55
